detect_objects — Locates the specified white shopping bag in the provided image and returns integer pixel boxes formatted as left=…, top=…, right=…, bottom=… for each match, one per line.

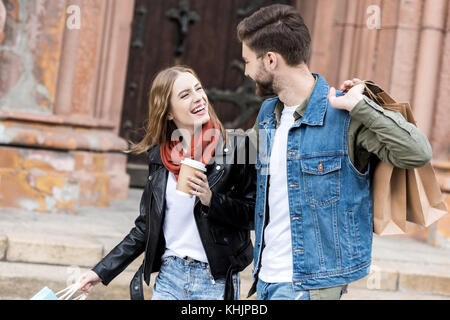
left=31, top=283, right=87, bottom=300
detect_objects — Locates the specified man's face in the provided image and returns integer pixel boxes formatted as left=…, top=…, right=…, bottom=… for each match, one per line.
left=242, top=43, right=275, bottom=97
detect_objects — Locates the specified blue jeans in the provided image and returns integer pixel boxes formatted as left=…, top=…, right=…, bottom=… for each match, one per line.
left=152, top=256, right=240, bottom=300
left=257, top=278, right=347, bottom=300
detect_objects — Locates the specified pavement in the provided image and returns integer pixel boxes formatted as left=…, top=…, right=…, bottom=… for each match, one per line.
left=0, top=188, right=449, bottom=300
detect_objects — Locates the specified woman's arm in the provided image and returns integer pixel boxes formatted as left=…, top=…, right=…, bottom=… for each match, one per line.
left=90, top=182, right=150, bottom=286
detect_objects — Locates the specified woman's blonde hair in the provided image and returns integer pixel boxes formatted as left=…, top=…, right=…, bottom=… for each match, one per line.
left=128, top=66, right=226, bottom=154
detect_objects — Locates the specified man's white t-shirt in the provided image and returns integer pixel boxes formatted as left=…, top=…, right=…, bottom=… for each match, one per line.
left=259, top=104, right=298, bottom=283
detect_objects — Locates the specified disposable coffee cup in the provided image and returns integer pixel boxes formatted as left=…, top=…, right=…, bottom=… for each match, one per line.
left=176, top=158, right=207, bottom=198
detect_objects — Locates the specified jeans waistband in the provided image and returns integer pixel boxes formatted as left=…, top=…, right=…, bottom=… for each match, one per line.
left=167, top=255, right=209, bottom=268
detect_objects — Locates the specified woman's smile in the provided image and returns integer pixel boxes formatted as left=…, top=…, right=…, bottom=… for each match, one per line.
left=191, top=103, right=207, bottom=116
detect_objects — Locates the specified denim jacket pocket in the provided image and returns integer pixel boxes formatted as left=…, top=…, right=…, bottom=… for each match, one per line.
left=301, top=155, right=341, bottom=206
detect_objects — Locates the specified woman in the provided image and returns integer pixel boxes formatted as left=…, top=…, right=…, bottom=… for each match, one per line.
left=78, top=66, right=256, bottom=300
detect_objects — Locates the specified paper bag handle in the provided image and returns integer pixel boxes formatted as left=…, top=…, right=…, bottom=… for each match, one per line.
left=55, top=283, right=87, bottom=300
left=352, top=80, right=418, bottom=125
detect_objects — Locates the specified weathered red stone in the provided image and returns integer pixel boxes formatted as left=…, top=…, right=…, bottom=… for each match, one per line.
left=0, top=144, right=129, bottom=213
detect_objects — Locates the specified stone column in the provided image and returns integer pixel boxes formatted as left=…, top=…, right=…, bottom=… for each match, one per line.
left=430, top=2, right=450, bottom=248
left=0, top=0, right=135, bottom=213
left=0, top=0, right=5, bottom=35
left=412, top=0, right=448, bottom=136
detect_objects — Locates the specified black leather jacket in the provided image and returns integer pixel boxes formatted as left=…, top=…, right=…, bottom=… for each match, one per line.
left=92, top=133, right=256, bottom=299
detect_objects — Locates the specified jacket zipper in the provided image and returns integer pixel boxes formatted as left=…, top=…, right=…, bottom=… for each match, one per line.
left=142, top=186, right=153, bottom=275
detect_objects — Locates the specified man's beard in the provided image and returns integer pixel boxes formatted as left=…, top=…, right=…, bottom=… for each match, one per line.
left=254, top=67, right=275, bottom=97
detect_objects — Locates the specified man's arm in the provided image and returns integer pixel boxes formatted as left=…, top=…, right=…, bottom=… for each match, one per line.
left=329, top=84, right=432, bottom=170
left=350, top=96, right=432, bottom=169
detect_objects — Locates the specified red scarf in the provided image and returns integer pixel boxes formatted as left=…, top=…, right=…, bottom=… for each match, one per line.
left=160, top=120, right=221, bottom=180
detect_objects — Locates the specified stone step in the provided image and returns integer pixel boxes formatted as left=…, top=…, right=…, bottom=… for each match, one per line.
left=5, top=232, right=103, bottom=267
left=349, top=259, right=450, bottom=297
left=0, top=261, right=152, bottom=300
left=2, top=187, right=449, bottom=300
left=0, top=261, right=253, bottom=300
left=343, top=287, right=450, bottom=300
left=1, top=224, right=449, bottom=299
left=0, top=230, right=145, bottom=270
left=1, top=261, right=449, bottom=300
left=2, top=229, right=450, bottom=298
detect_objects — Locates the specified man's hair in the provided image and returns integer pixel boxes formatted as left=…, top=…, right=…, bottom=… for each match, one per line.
left=237, top=4, right=311, bottom=66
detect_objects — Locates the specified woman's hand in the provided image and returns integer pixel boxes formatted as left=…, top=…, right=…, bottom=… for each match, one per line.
left=78, top=270, right=102, bottom=295
left=188, top=171, right=212, bottom=206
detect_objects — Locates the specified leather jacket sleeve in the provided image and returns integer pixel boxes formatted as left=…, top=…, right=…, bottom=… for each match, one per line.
left=91, top=182, right=149, bottom=285
left=205, top=135, right=256, bottom=230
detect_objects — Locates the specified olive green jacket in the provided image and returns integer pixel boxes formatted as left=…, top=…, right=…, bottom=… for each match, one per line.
left=250, top=80, right=432, bottom=173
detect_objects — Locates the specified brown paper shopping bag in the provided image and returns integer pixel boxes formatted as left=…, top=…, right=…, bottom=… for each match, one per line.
left=406, top=165, right=448, bottom=227
left=401, top=99, right=448, bottom=226
left=362, top=81, right=448, bottom=235
left=372, top=161, right=407, bottom=235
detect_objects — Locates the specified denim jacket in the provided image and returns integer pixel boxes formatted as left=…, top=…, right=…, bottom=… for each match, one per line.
left=252, top=74, right=373, bottom=292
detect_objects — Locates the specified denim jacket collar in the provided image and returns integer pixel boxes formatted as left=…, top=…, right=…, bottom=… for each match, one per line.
left=297, top=73, right=328, bottom=127
left=259, top=73, right=329, bottom=128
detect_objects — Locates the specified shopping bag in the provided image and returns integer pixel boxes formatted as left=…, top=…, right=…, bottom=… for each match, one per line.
left=361, top=81, right=448, bottom=234
left=30, top=283, right=87, bottom=300
left=372, top=161, right=407, bottom=235
left=406, top=159, right=448, bottom=227
left=30, top=286, right=58, bottom=300
left=364, top=82, right=409, bottom=235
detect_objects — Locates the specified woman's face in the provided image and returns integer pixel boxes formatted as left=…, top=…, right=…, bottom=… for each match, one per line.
left=168, top=72, right=210, bottom=134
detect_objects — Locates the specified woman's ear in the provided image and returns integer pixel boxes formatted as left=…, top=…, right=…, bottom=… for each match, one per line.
left=167, top=112, right=174, bottom=121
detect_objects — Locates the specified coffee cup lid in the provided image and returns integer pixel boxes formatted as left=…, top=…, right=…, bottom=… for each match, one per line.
left=180, top=158, right=207, bottom=172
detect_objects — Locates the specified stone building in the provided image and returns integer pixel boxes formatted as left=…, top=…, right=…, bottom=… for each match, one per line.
left=0, top=0, right=448, bottom=246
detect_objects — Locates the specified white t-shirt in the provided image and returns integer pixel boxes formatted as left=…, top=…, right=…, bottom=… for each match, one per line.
left=259, top=104, right=298, bottom=283
left=162, top=172, right=208, bottom=262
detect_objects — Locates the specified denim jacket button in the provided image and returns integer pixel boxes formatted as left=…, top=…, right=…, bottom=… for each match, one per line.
left=318, top=161, right=323, bottom=172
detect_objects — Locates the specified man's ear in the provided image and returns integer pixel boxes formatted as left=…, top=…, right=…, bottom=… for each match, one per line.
left=264, top=51, right=278, bottom=71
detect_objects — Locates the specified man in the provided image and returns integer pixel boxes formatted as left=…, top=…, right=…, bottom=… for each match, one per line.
left=237, top=4, right=432, bottom=300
